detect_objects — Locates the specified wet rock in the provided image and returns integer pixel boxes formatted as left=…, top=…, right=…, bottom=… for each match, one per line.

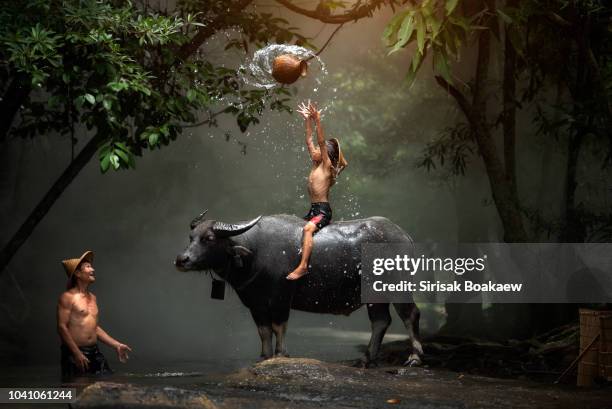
left=221, top=357, right=467, bottom=409
left=73, top=382, right=217, bottom=409
left=249, top=357, right=336, bottom=382
left=395, top=367, right=431, bottom=377
left=214, top=356, right=612, bottom=409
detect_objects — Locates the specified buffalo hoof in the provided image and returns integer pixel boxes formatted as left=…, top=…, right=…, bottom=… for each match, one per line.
left=403, top=354, right=422, bottom=367
left=258, top=355, right=273, bottom=362
left=352, top=358, right=377, bottom=369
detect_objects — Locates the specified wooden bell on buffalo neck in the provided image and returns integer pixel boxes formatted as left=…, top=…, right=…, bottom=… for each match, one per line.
left=271, top=54, right=308, bottom=84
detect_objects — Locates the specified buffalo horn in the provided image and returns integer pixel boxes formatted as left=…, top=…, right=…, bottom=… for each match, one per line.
left=213, top=216, right=262, bottom=237
left=190, top=209, right=209, bottom=229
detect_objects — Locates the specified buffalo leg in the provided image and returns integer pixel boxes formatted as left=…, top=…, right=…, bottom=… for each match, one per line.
left=251, top=310, right=273, bottom=359
left=271, top=321, right=289, bottom=357
left=393, top=303, right=423, bottom=366
left=255, top=325, right=273, bottom=359
left=364, top=303, right=392, bottom=367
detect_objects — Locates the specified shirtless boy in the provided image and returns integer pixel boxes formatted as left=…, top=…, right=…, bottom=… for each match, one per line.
left=57, top=250, right=131, bottom=380
left=287, top=101, right=347, bottom=280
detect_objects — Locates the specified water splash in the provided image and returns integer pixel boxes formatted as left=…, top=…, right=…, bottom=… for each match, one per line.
left=240, top=44, right=327, bottom=89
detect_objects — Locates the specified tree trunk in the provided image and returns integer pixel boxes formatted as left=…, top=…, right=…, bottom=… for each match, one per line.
left=560, top=15, right=589, bottom=244
left=440, top=179, right=485, bottom=337
left=561, top=133, right=586, bottom=242
left=503, top=0, right=518, bottom=202
left=436, top=7, right=528, bottom=243
left=435, top=2, right=531, bottom=338
left=0, top=135, right=102, bottom=273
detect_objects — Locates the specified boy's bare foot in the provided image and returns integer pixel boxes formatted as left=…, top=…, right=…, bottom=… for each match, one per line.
left=286, top=265, right=309, bottom=280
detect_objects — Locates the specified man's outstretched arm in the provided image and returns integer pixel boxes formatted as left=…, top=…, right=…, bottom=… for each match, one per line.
left=96, top=326, right=132, bottom=362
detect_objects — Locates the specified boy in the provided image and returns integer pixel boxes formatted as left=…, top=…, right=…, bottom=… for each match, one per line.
left=287, top=101, right=347, bottom=280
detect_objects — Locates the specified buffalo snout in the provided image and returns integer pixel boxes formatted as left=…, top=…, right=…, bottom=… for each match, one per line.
left=175, top=253, right=191, bottom=271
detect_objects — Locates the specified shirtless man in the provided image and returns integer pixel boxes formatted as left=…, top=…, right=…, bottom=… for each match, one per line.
left=57, top=250, right=131, bottom=380
left=287, top=101, right=347, bottom=280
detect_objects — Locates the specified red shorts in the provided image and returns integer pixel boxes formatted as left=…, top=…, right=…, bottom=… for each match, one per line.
left=303, top=202, right=332, bottom=229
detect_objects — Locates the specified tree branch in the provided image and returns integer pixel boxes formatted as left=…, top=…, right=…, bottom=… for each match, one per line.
left=545, top=12, right=572, bottom=28
left=273, top=0, right=388, bottom=24
left=177, top=0, right=255, bottom=60
left=434, top=76, right=476, bottom=127
left=180, top=110, right=224, bottom=128
left=472, top=1, right=493, bottom=111
left=0, top=134, right=103, bottom=273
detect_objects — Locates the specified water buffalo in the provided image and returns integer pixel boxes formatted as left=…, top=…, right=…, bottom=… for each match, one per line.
left=175, top=211, right=422, bottom=367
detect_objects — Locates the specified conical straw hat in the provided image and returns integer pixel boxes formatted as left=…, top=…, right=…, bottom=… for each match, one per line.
left=61, top=250, right=94, bottom=278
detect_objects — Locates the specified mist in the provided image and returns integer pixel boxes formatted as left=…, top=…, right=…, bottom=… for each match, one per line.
left=1, top=2, right=606, bottom=373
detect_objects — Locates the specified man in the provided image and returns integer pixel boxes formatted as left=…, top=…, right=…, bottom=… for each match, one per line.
left=287, top=101, right=347, bottom=280
left=57, top=250, right=131, bottom=380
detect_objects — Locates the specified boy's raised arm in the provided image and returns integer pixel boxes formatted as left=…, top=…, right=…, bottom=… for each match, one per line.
left=297, top=101, right=316, bottom=159
left=311, top=104, right=330, bottom=165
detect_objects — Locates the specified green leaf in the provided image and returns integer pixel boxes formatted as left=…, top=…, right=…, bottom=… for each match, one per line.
left=443, top=26, right=458, bottom=56
left=109, top=154, right=120, bottom=169
left=108, top=81, right=126, bottom=92
left=427, top=9, right=443, bottom=39
left=72, top=95, right=83, bottom=109
left=405, top=65, right=418, bottom=87
left=100, top=154, right=110, bottom=173
left=388, top=15, right=415, bottom=55
left=412, top=49, right=424, bottom=71
left=383, top=9, right=410, bottom=41
left=434, top=50, right=452, bottom=84
left=397, top=15, right=415, bottom=48
left=148, top=133, right=159, bottom=146
left=446, top=0, right=459, bottom=15
left=405, top=48, right=427, bottom=87
left=416, top=14, right=425, bottom=54
left=115, top=142, right=130, bottom=152
left=114, top=148, right=129, bottom=164
left=84, top=93, right=95, bottom=105
left=237, top=113, right=251, bottom=133
left=186, top=89, right=196, bottom=102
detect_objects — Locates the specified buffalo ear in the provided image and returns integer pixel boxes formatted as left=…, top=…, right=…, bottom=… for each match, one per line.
left=229, top=245, right=252, bottom=268
left=230, top=245, right=253, bottom=257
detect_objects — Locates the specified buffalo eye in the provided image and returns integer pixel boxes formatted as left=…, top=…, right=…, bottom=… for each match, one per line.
left=200, top=234, right=215, bottom=242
